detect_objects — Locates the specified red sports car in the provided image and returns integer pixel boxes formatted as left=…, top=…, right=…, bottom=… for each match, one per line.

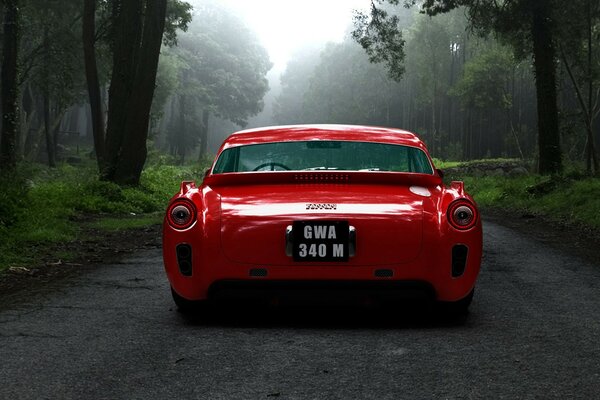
left=163, top=125, right=482, bottom=313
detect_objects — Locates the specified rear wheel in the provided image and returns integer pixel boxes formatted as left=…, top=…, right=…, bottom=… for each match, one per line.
left=437, top=288, right=474, bottom=316
left=171, top=287, right=206, bottom=313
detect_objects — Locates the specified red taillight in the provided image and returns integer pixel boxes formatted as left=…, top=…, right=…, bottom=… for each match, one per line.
left=448, top=200, right=477, bottom=230
left=167, top=199, right=196, bottom=230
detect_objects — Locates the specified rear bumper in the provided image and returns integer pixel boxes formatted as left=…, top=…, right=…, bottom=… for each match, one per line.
left=164, top=246, right=481, bottom=303
left=163, top=216, right=483, bottom=303
left=208, top=280, right=435, bottom=305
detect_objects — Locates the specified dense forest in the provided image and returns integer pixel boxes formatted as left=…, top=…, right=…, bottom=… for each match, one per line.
left=0, top=0, right=599, bottom=186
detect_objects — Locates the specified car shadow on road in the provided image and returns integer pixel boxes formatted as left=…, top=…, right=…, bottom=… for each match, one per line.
left=175, top=301, right=472, bottom=330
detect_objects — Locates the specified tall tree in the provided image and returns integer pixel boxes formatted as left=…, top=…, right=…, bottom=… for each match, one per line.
left=302, top=41, right=400, bottom=126
left=273, top=45, right=323, bottom=125
left=0, top=0, right=19, bottom=172
left=20, top=0, right=87, bottom=166
left=83, top=0, right=191, bottom=183
left=168, top=2, right=271, bottom=158
left=354, top=0, right=564, bottom=174
left=83, top=0, right=106, bottom=172
left=103, top=0, right=168, bottom=185
left=450, top=46, right=519, bottom=158
left=558, top=0, right=600, bottom=175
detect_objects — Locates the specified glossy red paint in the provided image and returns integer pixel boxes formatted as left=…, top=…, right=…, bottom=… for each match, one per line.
left=162, top=125, right=482, bottom=305
left=218, top=124, right=427, bottom=151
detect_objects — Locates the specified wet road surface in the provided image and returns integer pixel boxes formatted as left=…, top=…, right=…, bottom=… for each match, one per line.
left=1, top=220, right=599, bottom=399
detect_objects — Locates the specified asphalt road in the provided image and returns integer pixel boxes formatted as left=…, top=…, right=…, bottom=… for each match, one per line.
left=1, top=219, right=599, bottom=399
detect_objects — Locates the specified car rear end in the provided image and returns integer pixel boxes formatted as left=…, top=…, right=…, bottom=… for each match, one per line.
left=162, top=125, right=482, bottom=308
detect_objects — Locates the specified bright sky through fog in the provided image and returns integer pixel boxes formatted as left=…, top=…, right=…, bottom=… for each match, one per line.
left=218, top=0, right=371, bottom=69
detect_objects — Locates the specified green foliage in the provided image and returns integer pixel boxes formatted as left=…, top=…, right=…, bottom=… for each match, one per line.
left=404, top=11, right=457, bottom=103
left=151, top=51, right=184, bottom=125
left=164, top=0, right=194, bottom=46
left=0, top=173, right=29, bottom=229
left=462, top=175, right=600, bottom=229
left=172, top=2, right=272, bottom=125
left=157, top=1, right=272, bottom=159
left=0, top=162, right=206, bottom=271
left=451, top=46, right=515, bottom=109
left=432, top=159, right=461, bottom=169
left=273, top=45, right=323, bottom=125
left=302, top=41, right=401, bottom=125
left=93, top=213, right=163, bottom=231
left=352, top=1, right=407, bottom=81
left=21, top=0, right=87, bottom=111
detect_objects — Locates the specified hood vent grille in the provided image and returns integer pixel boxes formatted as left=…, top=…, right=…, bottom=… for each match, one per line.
left=294, top=173, right=350, bottom=183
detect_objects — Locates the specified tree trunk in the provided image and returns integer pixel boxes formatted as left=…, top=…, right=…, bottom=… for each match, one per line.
left=199, top=110, right=209, bottom=158
left=112, top=0, right=167, bottom=184
left=559, top=45, right=599, bottom=175
left=0, top=0, right=19, bottom=172
left=41, top=24, right=56, bottom=167
left=104, top=0, right=143, bottom=180
left=83, top=0, right=106, bottom=171
left=178, top=94, right=186, bottom=164
left=104, top=0, right=167, bottom=185
left=584, top=0, right=599, bottom=175
left=43, top=94, right=56, bottom=167
left=530, top=0, right=562, bottom=175
left=52, top=104, right=63, bottom=162
left=21, top=83, right=36, bottom=158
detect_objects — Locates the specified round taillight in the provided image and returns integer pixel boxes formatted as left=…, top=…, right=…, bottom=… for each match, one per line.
left=448, top=200, right=477, bottom=230
left=167, top=199, right=196, bottom=230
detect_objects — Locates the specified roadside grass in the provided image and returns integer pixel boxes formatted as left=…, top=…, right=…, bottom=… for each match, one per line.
left=432, top=159, right=461, bottom=169
left=465, top=176, right=600, bottom=229
left=93, top=213, right=164, bottom=231
left=448, top=160, right=600, bottom=230
left=0, top=161, right=206, bottom=272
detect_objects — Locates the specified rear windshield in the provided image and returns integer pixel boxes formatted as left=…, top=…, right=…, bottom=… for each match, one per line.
left=213, top=141, right=433, bottom=174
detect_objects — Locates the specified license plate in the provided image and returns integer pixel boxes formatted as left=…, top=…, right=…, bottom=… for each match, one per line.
left=292, top=221, right=349, bottom=262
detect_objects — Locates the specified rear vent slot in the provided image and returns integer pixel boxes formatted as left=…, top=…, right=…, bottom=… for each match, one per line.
left=374, top=269, right=394, bottom=278
left=176, top=244, right=192, bottom=276
left=249, top=268, right=268, bottom=277
left=452, top=245, right=468, bottom=277
left=294, top=173, right=350, bottom=183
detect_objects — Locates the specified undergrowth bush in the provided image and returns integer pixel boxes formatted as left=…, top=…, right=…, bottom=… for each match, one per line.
left=0, top=161, right=208, bottom=270
left=462, top=174, right=600, bottom=229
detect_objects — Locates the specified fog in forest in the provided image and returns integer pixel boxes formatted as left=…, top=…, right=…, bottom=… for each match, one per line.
left=1, top=0, right=599, bottom=173
left=140, top=0, right=600, bottom=165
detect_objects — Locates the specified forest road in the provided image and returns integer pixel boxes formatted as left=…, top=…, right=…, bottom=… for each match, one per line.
left=1, top=219, right=599, bottom=399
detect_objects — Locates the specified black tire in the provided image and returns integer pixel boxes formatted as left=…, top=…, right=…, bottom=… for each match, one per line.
left=171, top=287, right=207, bottom=313
left=437, top=288, right=474, bottom=316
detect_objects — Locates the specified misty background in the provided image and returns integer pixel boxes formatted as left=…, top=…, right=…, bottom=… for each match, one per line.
left=1, top=0, right=599, bottom=175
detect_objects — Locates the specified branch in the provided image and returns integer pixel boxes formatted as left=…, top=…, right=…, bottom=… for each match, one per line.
left=19, top=43, right=45, bottom=85
left=592, top=86, right=600, bottom=119
left=95, top=18, right=111, bottom=42
left=559, top=44, right=591, bottom=122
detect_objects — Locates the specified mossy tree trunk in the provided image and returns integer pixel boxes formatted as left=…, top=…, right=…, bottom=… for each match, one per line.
left=103, top=0, right=168, bottom=186
left=0, top=0, right=19, bottom=172
left=82, top=0, right=106, bottom=173
left=530, top=0, right=562, bottom=175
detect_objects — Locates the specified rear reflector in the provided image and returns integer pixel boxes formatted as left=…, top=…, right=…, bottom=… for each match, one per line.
left=374, top=269, right=394, bottom=278
left=249, top=268, right=268, bottom=277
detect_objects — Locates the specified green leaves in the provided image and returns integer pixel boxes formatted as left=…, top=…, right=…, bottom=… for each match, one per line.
left=352, top=3, right=406, bottom=81
left=171, top=3, right=272, bottom=125
left=451, top=46, right=515, bottom=110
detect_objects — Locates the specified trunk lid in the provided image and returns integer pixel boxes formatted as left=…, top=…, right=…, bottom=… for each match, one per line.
left=215, top=179, right=428, bottom=266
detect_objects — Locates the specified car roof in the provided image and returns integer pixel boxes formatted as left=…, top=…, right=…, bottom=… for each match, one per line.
left=220, top=124, right=428, bottom=151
